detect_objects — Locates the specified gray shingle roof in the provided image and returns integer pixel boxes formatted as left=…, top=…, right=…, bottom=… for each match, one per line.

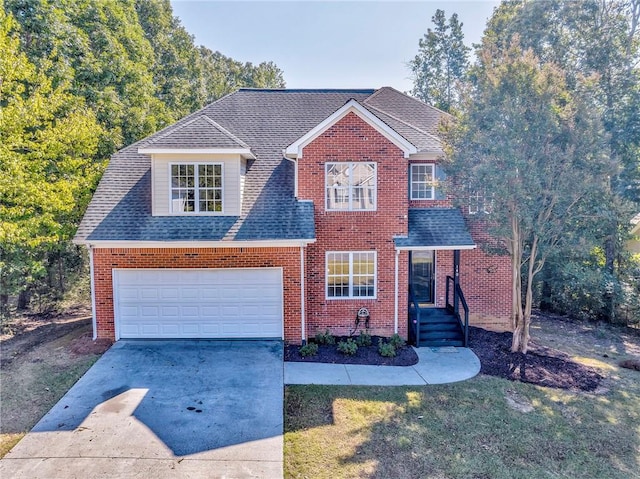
left=75, top=88, right=454, bottom=244
left=145, top=115, right=250, bottom=150
left=364, top=87, right=450, bottom=136
left=395, top=209, right=475, bottom=249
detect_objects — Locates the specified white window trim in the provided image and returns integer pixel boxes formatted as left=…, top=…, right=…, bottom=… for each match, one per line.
left=468, top=189, right=493, bottom=215
left=168, top=162, right=224, bottom=215
left=410, top=163, right=435, bottom=200
left=325, top=162, right=377, bottom=212
left=325, top=251, right=377, bottom=300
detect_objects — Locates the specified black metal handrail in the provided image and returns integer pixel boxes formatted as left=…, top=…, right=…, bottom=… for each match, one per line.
left=446, top=276, right=469, bottom=347
left=409, top=285, right=423, bottom=347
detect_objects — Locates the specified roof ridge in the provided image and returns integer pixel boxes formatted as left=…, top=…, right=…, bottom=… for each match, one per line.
left=238, top=88, right=375, bottom=94
left=199, top=115, right=251, bottom=149
left=363, top=102, right=441, bottom=144
left=367, top=86, right=454, bottom=119
left=146, top=115, right=208, bottom=145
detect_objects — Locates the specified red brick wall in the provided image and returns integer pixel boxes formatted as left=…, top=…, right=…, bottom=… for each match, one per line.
left=298, top=112, right=409, bottom=338
left=91, top=247, right=302, bottom=342
left=434, top=248, right=512, bottom=331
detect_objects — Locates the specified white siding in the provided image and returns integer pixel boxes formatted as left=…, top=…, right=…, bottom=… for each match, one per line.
left=151, top=153, right=242, bottom=216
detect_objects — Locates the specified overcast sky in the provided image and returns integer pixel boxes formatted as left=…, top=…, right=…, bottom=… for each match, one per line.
left=170, top=1, right=501, bottom=92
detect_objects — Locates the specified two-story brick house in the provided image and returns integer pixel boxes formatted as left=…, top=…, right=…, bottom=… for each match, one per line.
left=75, top=87, right=512, bottom=346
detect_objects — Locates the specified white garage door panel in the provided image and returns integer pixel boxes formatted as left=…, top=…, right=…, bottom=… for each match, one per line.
left=114, top=268, right=283, bottom=339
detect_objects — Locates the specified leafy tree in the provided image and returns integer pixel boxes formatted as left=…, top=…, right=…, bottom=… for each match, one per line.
left=135, top=0, right=207, bottom=118
left=481, top=0, right=640, bottom=323
left=0, top=5, right=105, bottom=316
left=198, top=47, right=285, bottom=103
left=443, top=40, right=608, bottom=352
left=410, top=9, right=470, bottom=112
left=7, top=0, right=174, bottom=155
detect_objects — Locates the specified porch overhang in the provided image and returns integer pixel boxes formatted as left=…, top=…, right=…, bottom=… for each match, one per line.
left=394, top=208, right=476, bottom=251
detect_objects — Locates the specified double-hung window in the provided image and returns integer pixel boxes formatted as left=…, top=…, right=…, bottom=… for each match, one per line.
left=326, top=251, right=376, bottom=299
left=171, top=163, right=223, bottom=213
left=326, top=162, right=376, bottom=211
left=410, top=163, right=435, bottom=200
left=468, top=189, right=492, bottom=215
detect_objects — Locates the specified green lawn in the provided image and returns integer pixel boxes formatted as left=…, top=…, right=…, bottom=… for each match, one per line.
left=284, top=322, right=640, bottom=479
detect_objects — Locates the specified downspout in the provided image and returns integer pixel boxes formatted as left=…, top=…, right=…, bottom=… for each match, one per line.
left=300, top=245, right=306, bottom=344
left=394, top=249, right=399, bottom=334
left=88, top=245, right=97, bottom=340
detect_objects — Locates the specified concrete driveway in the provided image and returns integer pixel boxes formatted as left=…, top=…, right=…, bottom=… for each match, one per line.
left=0, top=340, right=284, bottom=479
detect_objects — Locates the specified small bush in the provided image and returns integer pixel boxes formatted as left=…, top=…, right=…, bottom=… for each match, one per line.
left=378, top=341, right=396, bottom=357
left=355, top=330, right=372, bottom=347
left=337, top=338, right=358, bottom=356
left=389, top=334, right=406, bottom=349
left=314, top=329, right=336, bottom=345
left=299, top=342, right=318, bottom=357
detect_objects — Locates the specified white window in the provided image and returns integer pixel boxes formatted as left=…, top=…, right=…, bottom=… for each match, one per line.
left=170, top=163, right=223, bottom=213
left=410, top=163, right=435, bottom=200
left=326, top=251, right=376, bottom=299
left=469, top=189, right=492, bottom=214
left=326, top=162, right=376, bottom=211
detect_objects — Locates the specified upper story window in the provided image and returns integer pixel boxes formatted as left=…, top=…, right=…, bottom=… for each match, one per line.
left=171, top=163, right=223, bottom=213
left=326, top=251, right=376, bottom=299
left=326, top=162, right=376, bottom=211
left=410, top=163, right=436, bottom=200
left=469, top=189, right=492, bottom=215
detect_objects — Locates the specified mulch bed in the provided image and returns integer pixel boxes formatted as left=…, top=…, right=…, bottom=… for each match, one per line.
left=284, top=336, right=418, bottom=366
left=469, top=326, right=603, bottom=391
left=285, top=327, right=604, bottom=392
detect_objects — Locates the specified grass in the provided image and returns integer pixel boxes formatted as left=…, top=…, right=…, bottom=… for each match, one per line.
left=284, top=321, right=640, bottom=479
left=0, top=324, right=100, bottom=458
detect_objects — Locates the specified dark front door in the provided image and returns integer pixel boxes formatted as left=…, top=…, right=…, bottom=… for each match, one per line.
left=410, top=251, right=435, bottom=303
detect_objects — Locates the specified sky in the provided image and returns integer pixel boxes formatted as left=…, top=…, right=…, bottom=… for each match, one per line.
left=170, top=1, right=501, bottom=92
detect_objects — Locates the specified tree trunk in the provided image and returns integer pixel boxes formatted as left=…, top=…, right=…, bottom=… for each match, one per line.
left=510, top=217, right=526, bottom=353
left=17, top=290, right=30, bottom=311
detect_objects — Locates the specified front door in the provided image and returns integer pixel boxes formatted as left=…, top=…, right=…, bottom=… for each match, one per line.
left=410, top=251, right=435, bottom=304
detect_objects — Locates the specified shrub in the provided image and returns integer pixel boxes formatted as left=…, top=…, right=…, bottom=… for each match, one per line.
left=299, top=342, right=318, bottom=357
left=337, top=338, right=358, bottom=356
left=355, top=330, right=372, bottom=347
left=389, top=334, right=406, bottom=349
left=314, top=329, right=336, bottom=345
left=378, top=341, right=396, bottom=357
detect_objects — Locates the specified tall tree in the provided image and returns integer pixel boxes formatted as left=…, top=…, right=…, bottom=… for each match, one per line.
left=0, top=5, right=105, bottom=316
left=481, top=0, right=640, bottom=322
left=410, top=9, right=470, bottom=112
left=443, top=40, right=608, bottom=352
left=198, top=47, right=285, bottom=104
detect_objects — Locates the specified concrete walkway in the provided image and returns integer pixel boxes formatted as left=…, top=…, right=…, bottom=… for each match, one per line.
left=285, top=347, right=480, bottom=386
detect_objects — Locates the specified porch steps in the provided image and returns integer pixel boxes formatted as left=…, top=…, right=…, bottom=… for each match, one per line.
left=410, top=307, right=465, bottom=347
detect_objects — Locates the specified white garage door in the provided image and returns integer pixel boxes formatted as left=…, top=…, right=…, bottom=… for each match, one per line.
left=113, top=268, right=283, bottom=339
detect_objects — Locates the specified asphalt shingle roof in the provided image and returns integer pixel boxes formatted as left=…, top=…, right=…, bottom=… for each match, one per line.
left=75, top=87, right=453, bottom=244
left=395, top=209, right=475, bottom=249
left=145, top=115, right=250, bottom=150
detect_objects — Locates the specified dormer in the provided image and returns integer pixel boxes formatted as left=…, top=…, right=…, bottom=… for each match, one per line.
left=138, top=115, right=254, bottom=216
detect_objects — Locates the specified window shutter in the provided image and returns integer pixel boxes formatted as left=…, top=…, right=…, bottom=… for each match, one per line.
left=435, top=164, right=447, bottom=200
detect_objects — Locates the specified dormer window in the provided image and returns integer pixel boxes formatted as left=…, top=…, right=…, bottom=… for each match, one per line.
left=326, top=162, right=376, bottom=211
left=171, top=163, right=223, bottom=213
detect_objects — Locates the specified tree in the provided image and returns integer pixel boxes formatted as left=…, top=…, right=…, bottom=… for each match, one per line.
left=481, top=0, right=640, bottom=323
left=410, top=9, right=470, bottom=112
left=0, top=5, right=105, bottom=316
left=443, top=40, right=608, bottom=352
left=198, top=47, right=285, bottom=104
